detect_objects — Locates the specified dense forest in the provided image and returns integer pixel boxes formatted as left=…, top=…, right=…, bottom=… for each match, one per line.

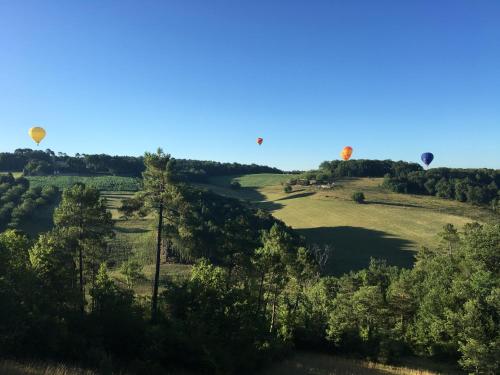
left=0, top=149, right=283, bottom=181
left=383, top=168, right=500, bottom=209
left=0, top=150, right=498, bottom=374
left=0, top=173, right=59, bottom=230
left=298, top=159, right=424, bottom=181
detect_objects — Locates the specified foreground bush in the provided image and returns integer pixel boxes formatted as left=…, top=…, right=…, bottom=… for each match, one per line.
left=351, top=191, right=365, bottom=203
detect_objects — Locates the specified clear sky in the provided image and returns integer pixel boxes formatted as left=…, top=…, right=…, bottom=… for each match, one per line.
left=0, top=0, right=499, bottom=170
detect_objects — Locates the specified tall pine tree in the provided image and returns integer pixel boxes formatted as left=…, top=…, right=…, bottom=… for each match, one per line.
left=53, top=183, right=114, bottom=312
left=142, top=148, right=176, bottom=321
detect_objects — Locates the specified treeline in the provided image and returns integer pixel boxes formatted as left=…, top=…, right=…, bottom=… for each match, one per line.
left=0, top=149, right=282, bottom=180
left=0, top=173, right=59, bottom=230
left=0, top=149, right=144, bottom=176
left=383, top=168, right=500, bottom=209
left=174, top=159, right=283, bottom=182
left=297, top=159, right=423, bottom=183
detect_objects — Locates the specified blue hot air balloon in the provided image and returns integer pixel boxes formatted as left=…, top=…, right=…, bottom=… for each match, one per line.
left=421, top=152, right=434, bottom=168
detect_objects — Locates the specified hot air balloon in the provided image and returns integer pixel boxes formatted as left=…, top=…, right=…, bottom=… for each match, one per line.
left=257, top=137, right=263, bottom=146
left=421, top=152, right=434, bottom=168
left=340, top=146, right=353, bottom=161
left=29, top=127, right=46, bottom=145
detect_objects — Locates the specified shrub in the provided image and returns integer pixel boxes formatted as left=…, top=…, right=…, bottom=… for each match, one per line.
left=351, top=191, right=365, bottom=204
left=284, top=184, right=293, bottom=194
left=230, top=181, right=241, bottom=190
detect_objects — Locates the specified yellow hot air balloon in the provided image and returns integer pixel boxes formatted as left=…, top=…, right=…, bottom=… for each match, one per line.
left=29, top=127, right=46, bottom=145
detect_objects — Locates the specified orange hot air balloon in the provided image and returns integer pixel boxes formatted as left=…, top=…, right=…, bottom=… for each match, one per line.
left=340, top=146, right=353, bottom=161
left=257, top=137, right=263, bottom=146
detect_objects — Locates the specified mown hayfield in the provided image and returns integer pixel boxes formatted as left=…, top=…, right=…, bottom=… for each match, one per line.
left=196, top=174, right=298, bottom=202
left=205, top=175, right=496, bottom=275
left=208, top=173, right=298, bottom=188
left=261, top=352, right=462, bottom=375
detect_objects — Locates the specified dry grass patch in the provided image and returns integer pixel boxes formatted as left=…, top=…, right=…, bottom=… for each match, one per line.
left=0, top=361, right=97, bottom=375
left=261, top=352, right=462, bottom=375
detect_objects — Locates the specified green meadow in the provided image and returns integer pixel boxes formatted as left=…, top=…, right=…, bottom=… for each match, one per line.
left=203, top=174, right=495, bottom=275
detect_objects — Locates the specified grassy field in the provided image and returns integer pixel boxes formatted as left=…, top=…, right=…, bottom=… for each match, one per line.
left=203, top=174, right=497, bottom=275
left=208, top=173, right=296, bottom=188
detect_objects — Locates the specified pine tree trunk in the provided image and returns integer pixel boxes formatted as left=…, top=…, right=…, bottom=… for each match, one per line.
left=78, top=210, right=85, bottom=314
left=165, top=239, right=169, bottom=262
left=151, top=203, right=164, bottom=322
left=256, top=273, right=265, bottom=316
left=270, top=285, right=278, bottom=332
left=79, top=246, right=84, bottom=313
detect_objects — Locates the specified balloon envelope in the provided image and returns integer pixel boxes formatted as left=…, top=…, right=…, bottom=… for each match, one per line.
left=257, top=137, right=263, bottom=145
left=421, top=152, right=434, bottom=167
left=340, top=146, right=353, bottom=161
left=29, top=127, right=46, bottom=145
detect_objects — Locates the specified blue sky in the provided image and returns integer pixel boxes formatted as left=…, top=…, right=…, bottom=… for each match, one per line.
left=0, top=0, right=499, bottom=170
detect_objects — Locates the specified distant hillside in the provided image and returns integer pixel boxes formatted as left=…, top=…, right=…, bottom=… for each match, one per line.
left=0, top=149, right=283, bottom=181
left=299, top=159, right=499, bottom=210
left=27, top=175, right=141, bottom=192
left=202, top=174, right=497, bottom=275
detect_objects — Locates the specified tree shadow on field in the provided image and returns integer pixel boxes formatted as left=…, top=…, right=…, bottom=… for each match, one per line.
left=367, top=200, right=422, bottom=209
left=276, top=192, right=316, bottom=201
left=297, top=226, right=415, bottom=276
left=254, top=201, right=283, bottom=212
left=114, top=225, right=150, bottom=234
left=198, top=183, right=284, bottom=212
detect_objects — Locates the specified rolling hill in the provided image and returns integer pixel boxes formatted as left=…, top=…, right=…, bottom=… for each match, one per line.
left=200, top=174, right=496, bottom=274
left=3, top=172, right=496, bottom=277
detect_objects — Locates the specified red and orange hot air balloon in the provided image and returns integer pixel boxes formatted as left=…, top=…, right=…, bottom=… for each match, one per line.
left=257, top=137, right=263, bottom=146
left=340, top=146, right=353, bottom=161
